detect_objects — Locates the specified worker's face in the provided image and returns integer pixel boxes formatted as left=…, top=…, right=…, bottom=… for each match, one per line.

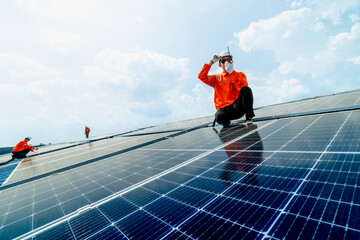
left=219, top=56, right=233, bottom=70
left=25, top=138, right=30, bottom=142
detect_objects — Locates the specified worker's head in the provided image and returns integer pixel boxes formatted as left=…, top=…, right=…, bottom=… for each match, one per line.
left=25, top=137, right=31, bottom=142
left=218, top=50, right=233, bottom=74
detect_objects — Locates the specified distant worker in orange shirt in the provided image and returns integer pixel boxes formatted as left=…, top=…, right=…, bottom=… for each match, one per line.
left=198, top=49, right=255, bottom=126
left=11, top=137, right=38, bottom=160
left=85, top=126, right=90, bottom=139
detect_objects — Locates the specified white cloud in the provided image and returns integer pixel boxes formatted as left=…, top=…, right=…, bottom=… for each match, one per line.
left=235, top=7, right=360, bottom=78
left=30, top=30, right=83, bottom=53
left=165, top=83, right=214, bottom=120
left=133, top=16, right=144, bottom=23
left=83, top=48, right=189, bottom=88
left=349, top=13, right=360, bottom=22
left=15, top=0, right=102, bottom=19
left=0, top=54, right=58, bottom=81
left=234, top=4, right=360, bottom=106
left=328, top=22, right=360, bottom=50
left=321, top=4, right=342, bottom=25
left=290, top=0, right=302, bottom=8
left=318, top=1, right=359, bottom=25
left=347, top=56, right=360, bottom=64
left=291, top=0, right=360, bottom=25
left=80, top=48, right=214, bottom=125
left=252, top=76, right=309, bottom=107
left=234, top=8, right=323, bottom=57
left=277, top=78, right=309, bottom=98
left=0, top=49, right=213, bottom=145
left=234, top=8, right=330, bottom=78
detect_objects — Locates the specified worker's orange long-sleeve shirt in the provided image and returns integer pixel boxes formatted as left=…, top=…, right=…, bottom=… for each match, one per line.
left=12, top=140, right=34, bottom=153
left=198, top=63, right=248, bottom=110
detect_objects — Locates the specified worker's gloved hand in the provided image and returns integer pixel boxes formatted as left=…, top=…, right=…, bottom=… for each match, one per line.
left=211, top=54, right=220, bottom=63
left=35, top=147, right=39, bottom=150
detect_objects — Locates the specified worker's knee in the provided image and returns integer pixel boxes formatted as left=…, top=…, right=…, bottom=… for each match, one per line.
left=22, top=149, right=31, bottom=154
left=13, top=152, right=27, bottom=159
left=215, top=110, right=230, bottom=125
left=240, top=86, right=252, bottom=95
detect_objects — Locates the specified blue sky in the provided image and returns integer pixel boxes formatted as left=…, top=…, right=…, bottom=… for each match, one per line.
left=1, top=0, right=359, bottom=147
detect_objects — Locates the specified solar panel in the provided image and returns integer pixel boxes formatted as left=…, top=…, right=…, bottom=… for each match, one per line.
left=0, top=165, right=17, bottom=185
left=0, top=91, right=359, bottom=239
left=3, top=132, right=179, bottom=186
left=254, top=90, right=360, bottom=119
left=124, top=116, right=214, bottom=136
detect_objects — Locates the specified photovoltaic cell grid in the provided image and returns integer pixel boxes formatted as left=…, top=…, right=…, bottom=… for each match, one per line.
left=254, top=90, right=360, bottom=119
left=0, top=164, right=18, bottom=185
left=4, top=132, right=175, bottom=185
left=0, top=91, right=358, bottom=239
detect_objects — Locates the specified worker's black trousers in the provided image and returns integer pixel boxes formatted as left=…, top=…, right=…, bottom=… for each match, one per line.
left=215, top=86, right=255, bottom=125
left=12, top=149, right=30, bottom=159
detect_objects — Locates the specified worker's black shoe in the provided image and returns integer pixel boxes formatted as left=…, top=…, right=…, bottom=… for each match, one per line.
left=223, top=121, right=231, bottom=127
left=245, top=113, right=254, bottom=125
left=245, top=118, right=253, bottom=125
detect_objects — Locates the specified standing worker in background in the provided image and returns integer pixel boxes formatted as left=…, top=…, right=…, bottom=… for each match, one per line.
left=11, top=137, right=38, bottom=160
left=198, top=49, right=255, bottom=126
left=85, top=126, right=90, bottom=139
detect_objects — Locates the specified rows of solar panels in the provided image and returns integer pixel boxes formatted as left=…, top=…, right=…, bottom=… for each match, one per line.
left=0, top=90, right=359, bottom=239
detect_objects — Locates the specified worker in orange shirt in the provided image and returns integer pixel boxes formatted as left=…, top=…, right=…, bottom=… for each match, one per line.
left=85, top=126, right=90, bottom=139
left=198, top=49, right=255, bottom=126
left=11, top=137, right=38, bottom=160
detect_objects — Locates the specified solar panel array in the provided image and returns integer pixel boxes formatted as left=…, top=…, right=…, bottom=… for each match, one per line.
left=0, top=90, right=359, bottom=239
left=0, top=164, right=17, bottom=185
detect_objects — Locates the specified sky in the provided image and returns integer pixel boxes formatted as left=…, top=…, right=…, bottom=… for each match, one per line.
left=1, top=0, right=360, bottom=147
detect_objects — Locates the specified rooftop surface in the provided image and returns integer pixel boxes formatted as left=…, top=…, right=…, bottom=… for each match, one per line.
left=0, top=90, right=359, bottom=239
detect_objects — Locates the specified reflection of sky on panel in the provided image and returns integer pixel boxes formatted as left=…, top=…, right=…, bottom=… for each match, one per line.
left=124, top=116, right=214, bottom=135
left=5, top=132, right=173, bottom=185
left=254, top=91, right=360, bottom=119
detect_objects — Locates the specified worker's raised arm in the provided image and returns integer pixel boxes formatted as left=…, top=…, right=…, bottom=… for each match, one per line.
left=198, top=55, right=219, bottom=87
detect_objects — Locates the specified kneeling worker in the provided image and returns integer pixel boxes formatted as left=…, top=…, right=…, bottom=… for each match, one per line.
left=198, top=49, right=255, bottom=126
left=11, top=137, right=38, bottom=160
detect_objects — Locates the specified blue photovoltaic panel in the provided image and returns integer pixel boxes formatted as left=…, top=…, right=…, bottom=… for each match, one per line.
left=0, top=165, right=17, bottom=185
left=4, top=132, right=175, bottom=185
left=0, top=91, right=359, bottom=239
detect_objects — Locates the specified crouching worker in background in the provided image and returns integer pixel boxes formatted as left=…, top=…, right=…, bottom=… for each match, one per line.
left=11, top=137, right=38, bottom=160
left=198, top=50, right=255, bottom=126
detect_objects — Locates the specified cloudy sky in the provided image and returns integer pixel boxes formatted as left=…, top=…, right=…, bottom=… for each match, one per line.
left=1, top=0, right=359, bottom=147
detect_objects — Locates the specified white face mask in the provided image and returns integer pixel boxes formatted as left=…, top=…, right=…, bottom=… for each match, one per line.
left=224, top=61, right=233, bottom=74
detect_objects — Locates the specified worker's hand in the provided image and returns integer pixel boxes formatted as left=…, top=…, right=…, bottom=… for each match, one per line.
left=211, top=54, right=220, bottom=63
left=35, top=147, right=39, bottom=150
